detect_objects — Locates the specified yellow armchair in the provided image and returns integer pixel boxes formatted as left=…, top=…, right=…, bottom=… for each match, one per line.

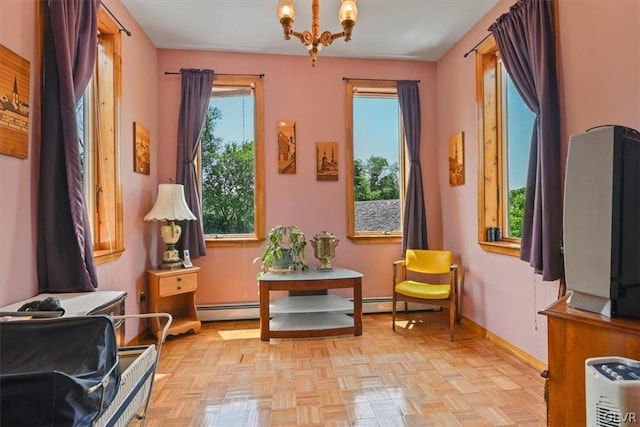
left=392, top=249, right=460, bottom=341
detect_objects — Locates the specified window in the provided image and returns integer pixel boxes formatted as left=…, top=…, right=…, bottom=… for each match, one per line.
left=77, top=8, right=123, bottom=264
left=346, top=80, right=405, bottom=242
left=200, top=75, right=264, bottom=245
left=476, top=36, right=534, bottom=256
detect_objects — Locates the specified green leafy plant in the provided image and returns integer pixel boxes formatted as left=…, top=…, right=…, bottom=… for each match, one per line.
left=259, top=225, right=308, bottom=273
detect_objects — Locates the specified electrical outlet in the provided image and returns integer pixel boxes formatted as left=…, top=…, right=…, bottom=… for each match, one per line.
left=138, top=290, right=146, bottom=303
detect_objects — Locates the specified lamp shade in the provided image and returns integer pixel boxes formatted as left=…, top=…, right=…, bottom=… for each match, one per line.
left=144, top=183, right=196, bottom=221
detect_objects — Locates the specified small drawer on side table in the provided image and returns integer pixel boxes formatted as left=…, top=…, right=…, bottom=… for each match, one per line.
left=158, top=273, right=197, bottom=297
left=147, top=267, right=201, bottom=340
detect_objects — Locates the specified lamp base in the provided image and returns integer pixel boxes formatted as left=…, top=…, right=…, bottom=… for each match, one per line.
left=161, top=246, right=182, bottom=270
left=160, top=260, right=183, bottom=270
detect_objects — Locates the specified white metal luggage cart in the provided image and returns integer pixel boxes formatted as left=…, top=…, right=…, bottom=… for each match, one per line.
left=93, top=313, right=172, bottom=427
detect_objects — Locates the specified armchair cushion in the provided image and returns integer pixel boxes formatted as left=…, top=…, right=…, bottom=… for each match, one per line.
left=395, top=281, right=450, bottom=299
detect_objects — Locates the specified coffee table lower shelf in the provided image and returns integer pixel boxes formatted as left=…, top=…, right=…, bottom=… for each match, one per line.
left=269, top=312, right=355, bottom=339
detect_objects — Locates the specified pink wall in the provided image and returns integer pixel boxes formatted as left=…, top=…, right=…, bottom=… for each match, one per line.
left=437, top=0, right=640, bottom=362
left=156, top=51, right=440, bottom=304
left=0, top=0, right=38, bottom=304
left=556, top=0, right=640, bottom=136
left=0, top=0, right=159, bottom=342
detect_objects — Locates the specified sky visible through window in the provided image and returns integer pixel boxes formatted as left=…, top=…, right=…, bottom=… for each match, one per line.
left=353, top=97, right=398, bottom=161
left=210, top=95, right=253, bottom=143
left=506, top=77, right=535, bottom=189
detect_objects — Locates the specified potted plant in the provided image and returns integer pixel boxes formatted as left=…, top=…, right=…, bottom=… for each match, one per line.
left=259, top=225, right=308, bottom=273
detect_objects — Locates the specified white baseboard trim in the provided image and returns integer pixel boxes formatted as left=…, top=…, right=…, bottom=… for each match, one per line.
left=197, top=297, right=440, bottom=322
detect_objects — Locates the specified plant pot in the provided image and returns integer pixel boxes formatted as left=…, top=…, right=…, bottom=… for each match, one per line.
left=271, top=249, right=293, bottom=270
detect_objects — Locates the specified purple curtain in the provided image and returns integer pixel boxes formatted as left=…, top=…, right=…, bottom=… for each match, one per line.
left=398, top=81, right=428, bottom=254
left=176, top=68, right=215, bottom=258
left=489, top=0, right=562, bottom=281
left=37, top=0, right=99, bottom=292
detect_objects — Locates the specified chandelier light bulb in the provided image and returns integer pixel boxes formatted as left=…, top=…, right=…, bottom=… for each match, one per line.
left=340, top=1, right=356, bottom=22
left=343, top=6, right=353, bottom=20
left=277, top=0, right=295, bottom=20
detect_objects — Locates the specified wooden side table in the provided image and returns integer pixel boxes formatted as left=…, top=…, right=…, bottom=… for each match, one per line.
left=147, top=267, right=201, bottom=340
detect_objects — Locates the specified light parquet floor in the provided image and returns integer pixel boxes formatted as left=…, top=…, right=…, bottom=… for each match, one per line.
left=138, top=312, right=546, bottom=426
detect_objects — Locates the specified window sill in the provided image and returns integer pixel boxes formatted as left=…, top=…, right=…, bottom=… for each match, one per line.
left=348, top=234, right=402, bottom=244
left=94, top=248, right=124, bottom=265
left=478, top=241, right=520, bottom=257
left=205, top=236, right=263, bottom=248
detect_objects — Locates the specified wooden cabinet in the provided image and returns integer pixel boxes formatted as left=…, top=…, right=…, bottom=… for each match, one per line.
left=147, top=267, right=201, bottom=340
left=540, top=295, right=640, bottom=426
left=0, top=291, right=127, bottom=346
left=88, top=292, right=127, bottom=346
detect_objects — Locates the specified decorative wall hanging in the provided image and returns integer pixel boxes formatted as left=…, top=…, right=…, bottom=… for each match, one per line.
left=448, top=131, right=465, bottom=186
left=316, top=141, right=338, bottom=181
left=0, top=44, right=30, bottom=159
left=277, top=120, right=296, bottom=174
left=134, top=122, right=150, bottom=175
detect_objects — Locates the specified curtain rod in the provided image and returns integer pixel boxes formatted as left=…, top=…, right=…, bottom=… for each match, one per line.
left=164, top=72, right=265, bottom=78
left=342, top=78, right=420, bottom=83
left=463, top=33, right=492, bottom=58
left=100, top=2, right=131, bottom=36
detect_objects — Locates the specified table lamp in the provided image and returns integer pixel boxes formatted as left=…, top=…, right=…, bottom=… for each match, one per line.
left=144, top=183, right=196, bottom=269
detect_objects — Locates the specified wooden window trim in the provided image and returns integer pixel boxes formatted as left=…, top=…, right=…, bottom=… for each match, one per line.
left=203, top=74, right=265, bottom=247
left=93, top=8, right=124, bottom=264
left=476, top=37, right=520, bottom=257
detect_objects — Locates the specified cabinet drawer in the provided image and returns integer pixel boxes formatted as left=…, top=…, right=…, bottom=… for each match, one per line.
left=86, top=293, right=126, bottom=347
left=89, top=299, right=125, bottom=317
left=158, top=273, right=197, bottom=297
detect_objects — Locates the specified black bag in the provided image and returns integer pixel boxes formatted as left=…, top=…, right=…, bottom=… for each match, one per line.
left=17, top=296, right=66, bottom=315
left=0, top=315, right=121, bottom=427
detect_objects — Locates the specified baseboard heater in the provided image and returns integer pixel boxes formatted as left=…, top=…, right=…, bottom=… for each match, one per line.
left=197, top=297, right=440, bottom=322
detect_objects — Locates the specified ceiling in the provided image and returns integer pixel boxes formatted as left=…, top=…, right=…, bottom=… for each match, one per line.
left=120, top=0, right=499, bottom=62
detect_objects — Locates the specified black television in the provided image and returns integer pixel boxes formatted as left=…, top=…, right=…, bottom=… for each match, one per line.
left=563, top=125, right=640, bottom=319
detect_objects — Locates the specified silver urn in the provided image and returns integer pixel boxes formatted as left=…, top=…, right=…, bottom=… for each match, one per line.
left=310, top=231, right=339, bottom=272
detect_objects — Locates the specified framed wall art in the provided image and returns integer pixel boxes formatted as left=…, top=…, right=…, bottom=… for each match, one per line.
left=134, top=122, right=150, bottom=175
left=316, top=142, right=338, bottom=181
left=448, top=131, right=465, bottom=186
left=277, top=120, right=296, bottom=174
left=0, top=44, right=30, bottom=159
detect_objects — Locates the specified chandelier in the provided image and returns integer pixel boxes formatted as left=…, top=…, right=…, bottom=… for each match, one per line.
left=277, top=0, right=358, bottom=66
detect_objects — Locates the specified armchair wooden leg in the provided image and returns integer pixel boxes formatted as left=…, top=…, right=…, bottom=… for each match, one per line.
left=449, top=303, right=455, bottom=342
left=392, top=293, right=397, bottom=331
